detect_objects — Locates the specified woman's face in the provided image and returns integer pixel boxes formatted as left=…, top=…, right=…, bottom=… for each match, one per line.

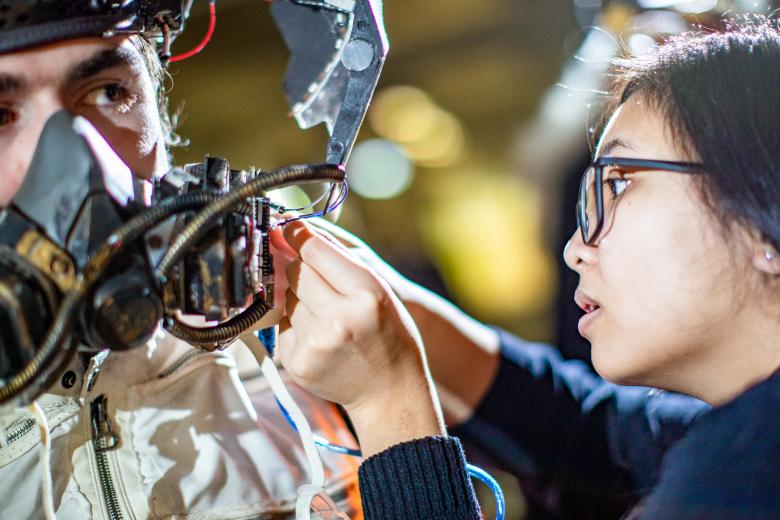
left=564, top=98, right=758, bottom=396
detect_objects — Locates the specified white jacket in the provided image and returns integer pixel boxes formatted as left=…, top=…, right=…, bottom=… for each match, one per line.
left=0, top=330, right=361, bottom=519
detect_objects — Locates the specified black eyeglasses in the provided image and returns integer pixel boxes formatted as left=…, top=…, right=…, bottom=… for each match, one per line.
left=577, top=157, right=704, bottom=245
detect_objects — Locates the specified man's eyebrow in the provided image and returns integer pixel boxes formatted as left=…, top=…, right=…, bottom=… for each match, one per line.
left=596, top=137, right=636, bottom=157
left=0, top=73, right=26, bottom=95
left=67, top=47, right=143, bottom=83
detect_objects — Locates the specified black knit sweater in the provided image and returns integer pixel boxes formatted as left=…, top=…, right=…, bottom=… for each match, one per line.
left=356, top=329, right=780, bottom=519
left=358, top=435, right=481, bottom=519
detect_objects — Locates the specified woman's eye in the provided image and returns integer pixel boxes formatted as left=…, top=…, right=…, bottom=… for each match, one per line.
left=604, top=176, right=631, bottom=198
left=81, top=83, right=132, bottom=108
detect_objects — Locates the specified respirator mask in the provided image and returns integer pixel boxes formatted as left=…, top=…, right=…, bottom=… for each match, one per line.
left=0, top=0, right=388, bottom=409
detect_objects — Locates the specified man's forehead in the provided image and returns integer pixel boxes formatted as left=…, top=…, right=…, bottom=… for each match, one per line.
left=0, top=36, right=144, bottom=90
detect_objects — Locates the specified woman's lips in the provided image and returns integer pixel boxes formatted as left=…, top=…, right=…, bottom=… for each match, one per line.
left=574, top=289, right=602, bottom=336
left=578, top=306, right=602, bottom=336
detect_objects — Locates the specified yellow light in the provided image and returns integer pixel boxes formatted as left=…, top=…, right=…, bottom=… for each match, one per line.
left=369, top=85, right=467, bottom=168
left=418, top=170, right=555, bottom=318
left=369, top=86, right=434, bottom=142
left=401, top=108, right=465, bottom=168
left=267, top=185, right=311, bottom=211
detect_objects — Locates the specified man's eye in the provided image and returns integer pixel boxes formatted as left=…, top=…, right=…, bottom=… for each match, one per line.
left=81, top=84, right=130, bottom=107
left=0, top=107, right=19, bottom=126
left=604, top=177, right=631, bottom=198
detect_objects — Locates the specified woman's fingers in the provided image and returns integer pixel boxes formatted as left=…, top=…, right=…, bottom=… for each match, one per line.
left=284, top=288, right=322, bottom=339
left=269, top=226, right=298, bottom=260
left=283, top=221, right=379, bottom=296
left=278, top=316, right=296, bottom=350
left=285, top=257, right=342, bottom=313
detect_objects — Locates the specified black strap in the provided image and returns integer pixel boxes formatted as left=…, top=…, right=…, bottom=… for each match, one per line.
left=0, top=14, right=136, bottom=53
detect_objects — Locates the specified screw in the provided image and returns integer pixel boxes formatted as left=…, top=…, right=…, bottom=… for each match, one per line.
left=50, top=256, right=69, bottom=275
left=61, top=370, right=77, bottom=389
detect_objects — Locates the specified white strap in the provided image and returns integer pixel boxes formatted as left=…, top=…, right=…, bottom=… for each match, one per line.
left=240, top=332, right=350, bottom=519
left=29, top=401, right=56, bottom=520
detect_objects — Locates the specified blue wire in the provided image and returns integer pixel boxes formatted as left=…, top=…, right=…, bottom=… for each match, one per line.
left=466, top=463, right=505, bottom=520
left=257, top=322, right=505, bottom=518
left=279, top=181, right=350, bottom=225
left=258, top=327, right=276, bottom=356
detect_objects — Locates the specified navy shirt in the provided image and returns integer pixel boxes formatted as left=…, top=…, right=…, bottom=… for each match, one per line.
left=357, top=329, right=779, bottom=519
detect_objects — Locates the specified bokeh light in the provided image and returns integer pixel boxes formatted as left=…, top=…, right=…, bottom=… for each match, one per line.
left=369, top=86, right=466, bottom=168
left=672, top=0, right=718, bottom=12
left=636, top=0, right=717, bottom=9
left=347, top=139, right=415, bottom=199
left=417, top=170, right=556, bottom=320
left=628, top=33, right=657, bottom=55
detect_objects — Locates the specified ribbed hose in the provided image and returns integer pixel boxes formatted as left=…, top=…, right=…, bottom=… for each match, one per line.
left=157, top=164, right=344, bottom=348
left=1, top=165, right=343, bottom=405
left=164, top=297, right=269, bottom=349
left=155, top=164, right=345, bottom=281
left=0, top=191, right=222, bottom=405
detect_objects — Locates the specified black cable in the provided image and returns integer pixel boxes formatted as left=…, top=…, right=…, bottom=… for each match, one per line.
left=1, top=164, right=343, bottom=404
left=0, top=191, right=223, bottom=405
left=163, top=296, right=269, bottom=349
left=155, top=164, right=345, bottom=282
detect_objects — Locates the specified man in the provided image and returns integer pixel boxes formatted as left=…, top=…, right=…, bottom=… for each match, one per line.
left=0, top=8, right=360, bottom=520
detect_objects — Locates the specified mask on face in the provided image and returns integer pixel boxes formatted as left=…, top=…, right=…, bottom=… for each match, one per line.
left=0, top=0, right=389, bottom=408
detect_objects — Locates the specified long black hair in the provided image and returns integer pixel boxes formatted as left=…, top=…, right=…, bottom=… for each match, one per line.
left=602, top=15, right=780, bottom=252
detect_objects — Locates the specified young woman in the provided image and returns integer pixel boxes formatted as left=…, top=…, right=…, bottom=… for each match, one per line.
left=272, top=15, right=780, bottom=519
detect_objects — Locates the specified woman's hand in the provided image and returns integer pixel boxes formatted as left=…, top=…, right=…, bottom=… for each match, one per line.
left=270, top=220, right=445, bottom=457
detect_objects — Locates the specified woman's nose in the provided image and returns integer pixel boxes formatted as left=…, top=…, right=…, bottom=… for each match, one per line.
left=563, top=227, right=598, bottom=274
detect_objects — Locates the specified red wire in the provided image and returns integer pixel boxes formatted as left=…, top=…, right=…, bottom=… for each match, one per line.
left=170, top=1, right=217, bottom=63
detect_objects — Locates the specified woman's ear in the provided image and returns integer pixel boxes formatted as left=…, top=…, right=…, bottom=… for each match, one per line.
left=739, top=225, right=780, bottom=276
left=750, top=241, right=780, bottom=276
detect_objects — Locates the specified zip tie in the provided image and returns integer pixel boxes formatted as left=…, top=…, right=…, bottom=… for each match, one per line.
left=29, top=401, right=56, bottom=520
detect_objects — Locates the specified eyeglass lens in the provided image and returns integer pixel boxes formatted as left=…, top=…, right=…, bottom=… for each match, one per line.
left=578, top=166, right=598, bottom=244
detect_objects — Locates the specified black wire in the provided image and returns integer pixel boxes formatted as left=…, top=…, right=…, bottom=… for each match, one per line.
left=1, top=164, right=345, bottom=405
left=163, top=296, right=269, bottom=349
left=0, top=191, right=223, bottom=405
left=155, top=164, right=345, bottom=283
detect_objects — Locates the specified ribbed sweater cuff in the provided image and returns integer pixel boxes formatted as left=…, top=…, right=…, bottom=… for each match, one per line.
left=358, top=435, right=481, bottom=519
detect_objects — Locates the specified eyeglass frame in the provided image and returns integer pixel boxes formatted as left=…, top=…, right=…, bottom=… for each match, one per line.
left=576, top=156, right=705, bottom=246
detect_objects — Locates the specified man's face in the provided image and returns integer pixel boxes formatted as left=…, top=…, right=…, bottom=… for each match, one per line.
left=0, top=35, right=169, bottom=205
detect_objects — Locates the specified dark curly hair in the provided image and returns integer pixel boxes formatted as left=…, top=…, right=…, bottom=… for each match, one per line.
left=131, top=35, right=186, bottom=153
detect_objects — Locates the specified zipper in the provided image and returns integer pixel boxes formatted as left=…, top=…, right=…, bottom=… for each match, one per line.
left=1, top=400, right=79, bottom=450
left=84, top=349, right=207, bottom=520
left=91, top=395, right=122, bottom=520
left=5, top=417, right=35, bottom=445
left=156, top=349, right=210, bottom=379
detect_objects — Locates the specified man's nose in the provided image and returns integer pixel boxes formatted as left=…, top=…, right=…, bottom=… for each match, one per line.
left=31, top=94, right=69, bottom=135
left=22, top=94, right=70, bottom=158
left=563, top=227, right=598, bottom=274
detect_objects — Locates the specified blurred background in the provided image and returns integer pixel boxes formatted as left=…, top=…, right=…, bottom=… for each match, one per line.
left=167, top=1, right=775, bottom=517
